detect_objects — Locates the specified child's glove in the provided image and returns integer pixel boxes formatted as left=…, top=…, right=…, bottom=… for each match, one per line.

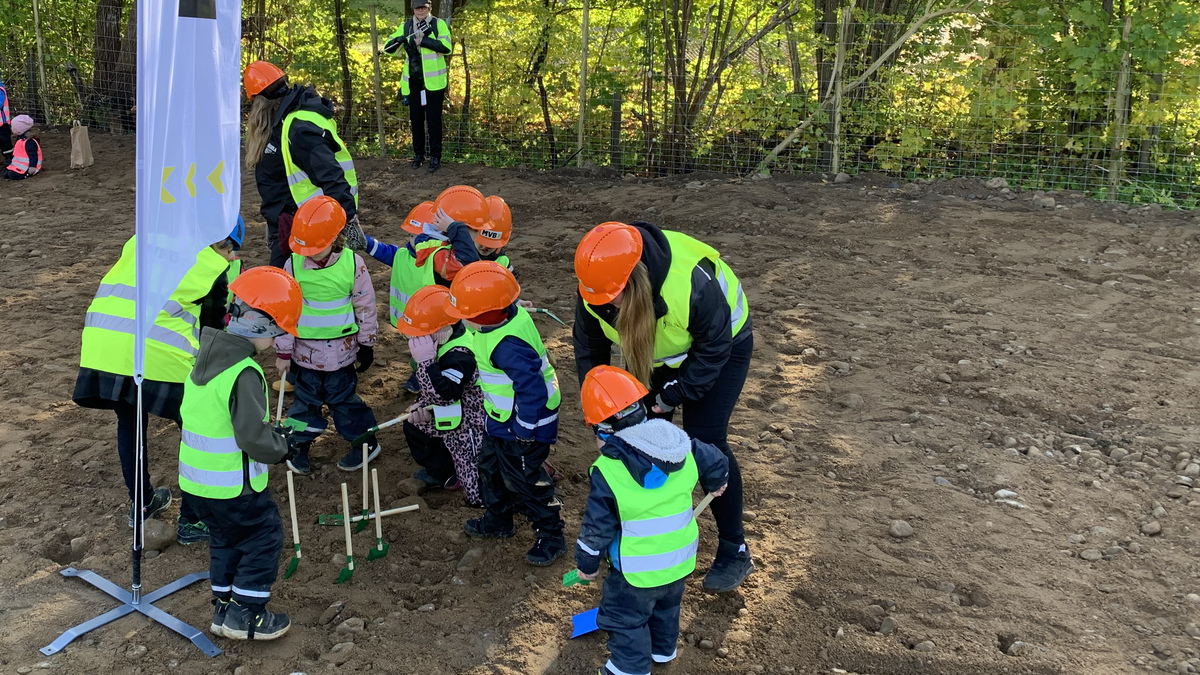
left=407, top=404, right=430, bottom=426
left=343, top=215, right=368, bottom=252
left=355, top=345, right=374, bottom=373
left=408, top=334, right=438, bottom=363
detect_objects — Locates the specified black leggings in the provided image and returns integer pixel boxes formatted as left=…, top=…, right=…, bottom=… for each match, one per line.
left=648, top=332, right=753, bottom=549
left=115, top=402, right=201, bottom=522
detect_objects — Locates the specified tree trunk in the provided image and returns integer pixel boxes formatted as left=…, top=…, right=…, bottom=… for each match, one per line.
left=91, top=0, right=125, bottom=125
left=113, top=0, right=137, bottom=132
left=785, top=16, right=804, bottom=96
left=525, top=0, right=553, bottom=86
left=333, top=0, right=354, bottom=140
left=537, top=74, right=557, bottom=163
left=1135, top=72, right=1162, bottom=175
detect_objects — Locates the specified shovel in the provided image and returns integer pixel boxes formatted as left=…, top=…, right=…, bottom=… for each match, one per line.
left=336, top=483, right=355, bottom=584
left=319, top=503, right=421, bottom=526
left=367, top=468, right=390, bottom=561
left=349, top=407, right=428, bottom=448
left=530, top=307, right=567, bottom=326
left=568, top=492, right=718, bottom=638
left=284, top=470, right=302, bottom=579
left=356, top=443, right=371, bottom=533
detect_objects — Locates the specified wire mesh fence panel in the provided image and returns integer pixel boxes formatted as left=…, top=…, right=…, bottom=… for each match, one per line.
left=2, top=1, right=1198, bottom=207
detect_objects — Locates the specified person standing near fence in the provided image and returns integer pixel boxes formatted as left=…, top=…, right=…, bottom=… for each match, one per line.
left=242, top=61, right=367, bottom=270
left=384, top=0, right=451, bottom=173
left=0, top=71, right=12, bottom=159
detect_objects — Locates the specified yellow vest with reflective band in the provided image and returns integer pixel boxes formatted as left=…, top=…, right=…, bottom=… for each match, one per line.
left=178, top=356, right=270, bottom=499
left=281, top=110, right=359, bottom=209
left=292, top=252, right=359, bottom=340
left=392, top=17, right=451, bottom=95
left=592, top=450, right=699, bottom=588
left=80, top=236, right=229, bottom=383
left=225, top=258, right=242, bottom=306
left=472, top=307, right=561, bottom=424
left=432, top=330, right=475, bottom=431
left=388, top=239, right=450, bottom=326
left=584, top=230, right=748, bottom=369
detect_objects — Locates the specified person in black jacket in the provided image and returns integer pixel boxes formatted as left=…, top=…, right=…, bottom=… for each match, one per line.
left=383, top=0, right=452, bottom=172
left=242, top=61, right=366, bottom=269
left=573, top=221, right=754, bottom=593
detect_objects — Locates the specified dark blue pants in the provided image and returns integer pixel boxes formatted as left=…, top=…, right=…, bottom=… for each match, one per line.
left=189, top=489, right=283, bottom=607
left=598, top=569, right=686, bottom=675
left=478, top=435, right=562, bottom=533
left=649, top=331, right=753, bottom=550
left=114, top=402, right=201, bottom=523
left=287, top=364, right=377, bottom=446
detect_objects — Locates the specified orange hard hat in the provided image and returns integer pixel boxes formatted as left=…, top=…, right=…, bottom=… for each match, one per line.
left=476, top=195, right=512, bottom=248
left=229, top=266, right=304, bottom=336
left=243, top=60, right=286, bottom=99
left=444, top=261, right=521, bottom=320
left=397, top=285, right=457, bottom=336
left=290, top=196, right=346, bottom=256
left=404, top=201, right=436, bottom=235
left=581, top=365, right=650, bottom=426
left=574, top=222, right=644, bottom=305
left=434, top=185, right=490, bottom=231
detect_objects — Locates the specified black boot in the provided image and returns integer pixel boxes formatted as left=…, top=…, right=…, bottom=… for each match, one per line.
left=286, top=441, right=312, bottom=475
left=210, top=597, right=231, bottom=636
left=222, top=600, right=291, bottom=641
left=702, top=539, right=753, bottom=592
left=464, top=512, right=515, bottom=539
left=428, top=157, right=441, bottom=173
left=411, top=155, right=425, bottom=169
left=526, top=530, right=566, bottom=566
left=127, top=486, right=172, bottom=528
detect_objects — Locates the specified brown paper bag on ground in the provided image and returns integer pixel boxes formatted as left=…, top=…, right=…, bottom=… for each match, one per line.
left=70, top=121, right=94, bottom=169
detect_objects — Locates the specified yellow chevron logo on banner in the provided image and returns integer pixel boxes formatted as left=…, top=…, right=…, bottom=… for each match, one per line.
left=185, top=163, right=197, bottom=198
left=208, top=161, right=225, bottom=194
left=160, top=167, right=176, bottom=204
left=159, top=162, right=225, bottom=203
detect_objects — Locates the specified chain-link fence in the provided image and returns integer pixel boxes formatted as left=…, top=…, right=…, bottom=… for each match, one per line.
left=4, top=2, right=1199, bottom=207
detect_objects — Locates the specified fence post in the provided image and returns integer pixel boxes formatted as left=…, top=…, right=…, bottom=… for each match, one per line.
left=369, top=5, right=386, bottom=159
left=1107, top=15, right=1132, bottom=203
left=577, top=0, right=590, bottom=168
left=31, top=0, right=49, bottom=123
left=610, top=92, right=622, bottom=169
left=830, top=1, right=853, bottom=175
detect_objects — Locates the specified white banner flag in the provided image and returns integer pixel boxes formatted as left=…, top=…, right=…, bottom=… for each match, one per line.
left=133, top=0, right=242, bottom=382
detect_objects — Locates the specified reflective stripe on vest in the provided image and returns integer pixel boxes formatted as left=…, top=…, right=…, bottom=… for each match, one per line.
left=280, top=110, right=359, bottom=209
left=226, top=259, right=243, bottom=306
left=79, top=236, right=229, bottom=383
left=473, top=308, right=560, bottom=424
left=387, top=240, right=449, bottom=326
left=583, top=230, right=749, bottom=369
left=7, top=138, right=42, bottom=175
left=292, top=251, right=358, bottom=339
left=431, top=330, right=475, bottom=431
left=592, top=451, right=700, bottom=588
left=394, top=18, right=452, bottom=95
left=178, top=356, right=270, bottom=498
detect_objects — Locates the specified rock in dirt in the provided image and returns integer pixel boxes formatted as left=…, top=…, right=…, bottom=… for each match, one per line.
left=742, top=511, right=757, bottom=522
left=934, top=477, right=953, bottom=487
left=1153, top=505, right=1168, bottom=519
left=937, top=373, right=953, bottom=384
left=1185, top=623, right=1200, bottom=638
left=1033, top=195, right=1056, bottom=208
left=984, top=177, right=1008, bottom=190
left=126, top=644, right=147, bottom=660
left=889, top=520, right=915, bottom=539
left=321, top=642, right=355, bottom=666
left=396, top=479, right=428, bottom=497
left=1141, top=521, right=1163, bottom=536
left=836, top=394, right=864, bottom=410
left=70, top=537, right=88, bottom=555
left=1067, top=534, right=1087, bottom=545
left=768, top=401, right=788, bottom=413
left=834, top=172, right=851, bottom=184
left=879, top=617, right=898, bottom=635
left=915, top=640, right=935, bottom=652
left=417, top=603, right=435, bottom=612
left=336, top=617, right=365, bottom=634
left=1007, top=641, right=1033, bottom=656
left=1080, top=549, right=1103, bottom=562
left=458, top=547, right=485, bottom=570
left=143, top=520, right=175, bottom=552
left=717, top=647, right=729, bottom=657
left=828, top=361, right=851, bottom=374
left=698, top=638, right=715, bottom=650
left=1186, top=594, right=1200, bottom=604
left=319, top=601, right=346, bottom=625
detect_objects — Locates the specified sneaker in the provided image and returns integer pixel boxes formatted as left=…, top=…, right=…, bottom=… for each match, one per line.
left=177, top=517, right=211, bottom=545
left=526, top=531, right=567, bottom=566
left=411, top=156, right=425, bottom=170
left=337, top=441, right=381, bottom=472
left=702, top=540, right=754, bottom=592
left=413, top=468, right=458, bottom=491
left=127, top=487, right=172, bottom=528
left=402, top=373, right=420, bottom=394
left=444, top=475, right=461, bottom=492
left=221, top=601, right=291, bottom=641
left=464, top=513, right=515, bottom=539
left=210, top=598, right=231, bottom=636
left=428, top=157, right=441, bottom=173
left=286, top=442, right=312, bottom=476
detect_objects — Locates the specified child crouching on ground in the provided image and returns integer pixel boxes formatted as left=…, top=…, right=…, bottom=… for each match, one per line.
left=443, top=261, right=566, bottom=565
left=3, top=115, right=40, bottom=179
left=179, top=266, right=303, bottom=641
left=275, top=196, right=380, bottom=474
left=395, top=284, right=485, bottom=505
left=572, top=365, right=729, bottom=675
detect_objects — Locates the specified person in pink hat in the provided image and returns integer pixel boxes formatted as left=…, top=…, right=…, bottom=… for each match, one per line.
left=3, top=115, right=40, bottom=180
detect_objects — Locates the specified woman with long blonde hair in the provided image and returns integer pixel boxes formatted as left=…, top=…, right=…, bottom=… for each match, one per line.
left=242, top=61, right=366, bottom=270
left=573, top=221, right=754, bottom=593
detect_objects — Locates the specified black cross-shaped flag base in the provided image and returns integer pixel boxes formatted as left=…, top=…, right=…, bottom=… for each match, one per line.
left=41, top=567, right=222, bottom=657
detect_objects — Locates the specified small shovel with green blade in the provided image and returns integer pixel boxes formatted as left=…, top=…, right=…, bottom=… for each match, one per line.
left=336, top=482, right=355, bottom=584
left=284, top=470, right=302, bottom=579
left=368, top=468, right=389, bottom=561
left=530, top=307, right=567, bottom=326
left=355, top=443, right=371, bottom=533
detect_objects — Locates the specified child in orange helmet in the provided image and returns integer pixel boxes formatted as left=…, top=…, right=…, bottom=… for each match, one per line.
left=444, top=261, right=565, bottom=565
left=573, top=365, right=728, bottom=675
left=274, top=196, right=380, bottom=474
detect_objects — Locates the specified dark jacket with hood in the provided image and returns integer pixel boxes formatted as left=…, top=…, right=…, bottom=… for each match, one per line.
left=190, top=327, right=289, bottom=494
left=478, top=304, right=559, bottom=443
left=574, top=419, right=729, bottom=575
left=255, top=85, right=357, bottom=227
left=573, top=221, right=752, bottom=409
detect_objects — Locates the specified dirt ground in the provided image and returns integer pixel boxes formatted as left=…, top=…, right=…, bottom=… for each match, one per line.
left=2, top=132, right=1200, bottom=675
